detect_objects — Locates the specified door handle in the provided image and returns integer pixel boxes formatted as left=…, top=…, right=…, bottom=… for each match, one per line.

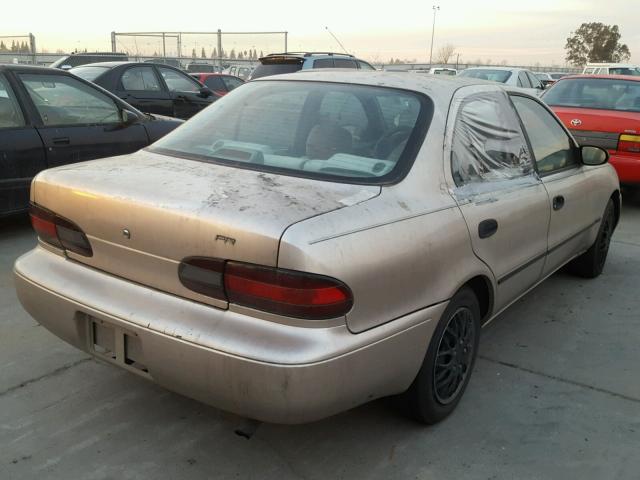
left=478, top=219, right=498, bottom=239
left=553, top=195, right=565, bottom=211
left=52, top=137, right=70, bottom=145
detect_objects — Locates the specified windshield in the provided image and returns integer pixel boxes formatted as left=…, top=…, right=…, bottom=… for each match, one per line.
left=70, top=65, right=110, bottom=82
left=150, top=80, right=432, bottom=184
left=458, top=69, right=512, bottom=83
left=543, top=78, right=640, bottom=112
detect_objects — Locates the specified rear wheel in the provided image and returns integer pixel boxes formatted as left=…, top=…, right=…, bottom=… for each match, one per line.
left=568, top=199, right=615, bottom=278
left=403, top=287, right=481, bottom=424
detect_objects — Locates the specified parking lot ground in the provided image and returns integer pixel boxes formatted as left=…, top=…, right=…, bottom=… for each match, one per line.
left=1, top=192, right=639, bottom=480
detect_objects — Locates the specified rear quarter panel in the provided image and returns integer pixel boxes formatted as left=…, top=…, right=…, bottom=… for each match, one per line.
left=278, top=111, right=494, bottom=333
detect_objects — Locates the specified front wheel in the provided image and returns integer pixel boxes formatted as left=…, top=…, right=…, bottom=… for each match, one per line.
left=568, top=199, right=615, bottom=278
left=402, top=287, right=481, bottom=424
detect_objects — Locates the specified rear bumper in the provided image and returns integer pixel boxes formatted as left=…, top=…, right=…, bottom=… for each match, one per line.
left=14, top=247, right=444, bottom=424
left=610, top=154, right=640, bottom=185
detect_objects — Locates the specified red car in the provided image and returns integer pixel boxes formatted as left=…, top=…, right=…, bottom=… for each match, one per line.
left=189, top=73, right=245, bottom=97
left=543, top=75, right=640, bottom=185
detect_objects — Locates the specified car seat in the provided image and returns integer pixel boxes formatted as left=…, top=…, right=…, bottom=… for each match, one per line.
left=305, top=123, right=353, bottom=160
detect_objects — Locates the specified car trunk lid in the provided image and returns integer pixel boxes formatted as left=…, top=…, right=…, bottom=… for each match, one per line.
left=31, top=150, right=379, bottom=308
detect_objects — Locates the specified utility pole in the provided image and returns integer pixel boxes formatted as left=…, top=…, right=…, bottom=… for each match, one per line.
left=429, top=5, right=440, bottom=67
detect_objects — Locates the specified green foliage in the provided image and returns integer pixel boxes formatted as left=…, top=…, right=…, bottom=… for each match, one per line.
left=565, top=22, right=631, bottom=66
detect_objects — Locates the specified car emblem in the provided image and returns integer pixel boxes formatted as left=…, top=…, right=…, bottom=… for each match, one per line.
left=215, top=234, right=236, bottom=245
left=570, top=119, right=582, bottom=127
left=122, top=229, right=131, bottom=239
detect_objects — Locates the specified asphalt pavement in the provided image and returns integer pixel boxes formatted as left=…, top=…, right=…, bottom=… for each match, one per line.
left=1, top=191, right=639, bottom=480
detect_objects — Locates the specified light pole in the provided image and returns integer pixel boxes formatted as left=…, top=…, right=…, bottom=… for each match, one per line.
left=429, top=5, right=440, bottom=67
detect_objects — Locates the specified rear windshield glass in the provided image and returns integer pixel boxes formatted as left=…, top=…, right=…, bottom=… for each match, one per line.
left=459, top=69, right=512, bottom=83
left=151, top=80, right=432, bottom=184
left=251, top=61, right=302, bottom=80
left=70, top=66, right=110, bottom=81
left=543, top=78, right=640, bottom=112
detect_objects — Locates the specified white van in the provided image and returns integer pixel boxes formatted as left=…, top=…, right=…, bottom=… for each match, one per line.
left=582, top=63, right=640, bottom=76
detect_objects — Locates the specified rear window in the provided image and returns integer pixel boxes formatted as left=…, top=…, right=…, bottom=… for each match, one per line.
left=70, top=66, right=110, bottom=82
left=609, top=67, right=640, bottom=76
left=459, top=69, right=512, bottom=83
left=543, top=78, right=640, bottom=112
left=251, top=59, right=303, bottom=80
left=151, top=80, right=432, bottom=185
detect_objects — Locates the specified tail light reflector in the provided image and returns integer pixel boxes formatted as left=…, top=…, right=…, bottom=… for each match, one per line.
left=30, top=203, right=93, bottom=257
left=618, top=134, right=640, bottom=154
left=178, top=258, right=353, bottom=320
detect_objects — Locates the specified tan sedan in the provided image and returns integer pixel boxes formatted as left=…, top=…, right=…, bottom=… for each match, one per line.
left=14, top=71, right=620, bottom=424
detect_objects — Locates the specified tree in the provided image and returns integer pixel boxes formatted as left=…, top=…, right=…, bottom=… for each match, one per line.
left=211, top=47, right=218, bottom=58
left=238, top=52, right=244, bottom=60
left=253, top=49, right=258, bottom=59
left=230, top=49, right=236, bottom=60
left=435, top=44, right=456, bottom=64
left=201, top=47, right=206, bottom=58
left=191, top=48, right=196, bottom=58
left=565, top=22, right=630, bottom=66
left=0, top=41, right=6, bottom=52
left=260, top=50, right=264, bottom=57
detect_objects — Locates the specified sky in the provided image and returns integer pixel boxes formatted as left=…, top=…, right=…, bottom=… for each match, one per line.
left=2, top=0, right=638, bottom=66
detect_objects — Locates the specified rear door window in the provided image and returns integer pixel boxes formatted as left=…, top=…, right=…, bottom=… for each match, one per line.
left=333, top=59, right=358, bottom=69
left=0, top=74, right=25, bottom=128
left=250, top=62, right=302, bottom=79
left=451, top=91, right=533, bottom=187
left=121, top=66, right=162, bottom=92
left=203, top=76, right=225, bottom=91
left=313, top=59, right=334, bottom=68
left=518, top=72, right=532, bottom=88
left=357, top=61, right=376, bottom=70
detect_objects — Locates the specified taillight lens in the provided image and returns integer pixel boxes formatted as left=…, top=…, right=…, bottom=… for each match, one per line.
left=618, top=134, right=640, bottom=154
left=30, top=203, right=93, bottom=257
left=225, top=262, right=353, bottom=320
left=178, top=258, right=353, bottom=320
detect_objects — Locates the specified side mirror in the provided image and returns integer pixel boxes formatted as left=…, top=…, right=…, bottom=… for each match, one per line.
left=199, top=87, right=213, bottom=98
left=581, top=145, right=609, bottom=166
left=121, top=109, right=139, bottom=126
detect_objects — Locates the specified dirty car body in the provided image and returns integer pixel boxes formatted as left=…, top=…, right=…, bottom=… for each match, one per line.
left=14, top=71, right=620, bottom=424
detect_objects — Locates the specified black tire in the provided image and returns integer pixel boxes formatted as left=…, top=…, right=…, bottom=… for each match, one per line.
left=402, top=287, right=481, bottom=424
left=567, top=199, right=615, bottom=279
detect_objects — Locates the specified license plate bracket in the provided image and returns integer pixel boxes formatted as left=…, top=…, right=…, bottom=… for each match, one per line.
left=88, top=317, right=150, bottom=377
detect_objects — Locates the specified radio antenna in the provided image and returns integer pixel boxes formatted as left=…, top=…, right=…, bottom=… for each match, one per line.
left=325, top=26, right=349, bottom=54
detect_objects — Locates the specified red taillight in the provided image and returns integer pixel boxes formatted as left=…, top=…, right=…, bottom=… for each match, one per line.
left=178, top=258, right=353, bottom=320
left=29, top=203, right=93, bottom=257
left=225, top=262, right=353, bottom=320
left=618, top=134, right=640, bottom=154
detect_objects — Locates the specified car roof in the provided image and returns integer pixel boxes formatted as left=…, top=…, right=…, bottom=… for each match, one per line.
left=253, top=70, right=526, bottom=99
left=463, top=66, right=527, bottom=72
left=0, top=64, right=72, bottom=74
left=557, top=74, right=640, bottom=82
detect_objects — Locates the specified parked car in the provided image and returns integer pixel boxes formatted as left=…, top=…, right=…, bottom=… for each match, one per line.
left=535, top=72, right=555, bottom=88
left=249, top=52, right=376, bottom=80
left=408, top=68, right=457, bottom=76
left=224, top=65, right=254, bottom=80
left=582, top=63, right=640, bottom=76
left=0, top=64, right=182, bottom=216
left=15, top=71, right=619, bottom=425
left=458, top=67, right=545, bottom=95
left=70, top=62, right=217, bottom=119
left=543, top=74, right=640, bottom=186
left=50, top=52, right=128, bottom=70
left=189, top=73, right=244, bottom=96
left=186, top=62, right=221, bottom=73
